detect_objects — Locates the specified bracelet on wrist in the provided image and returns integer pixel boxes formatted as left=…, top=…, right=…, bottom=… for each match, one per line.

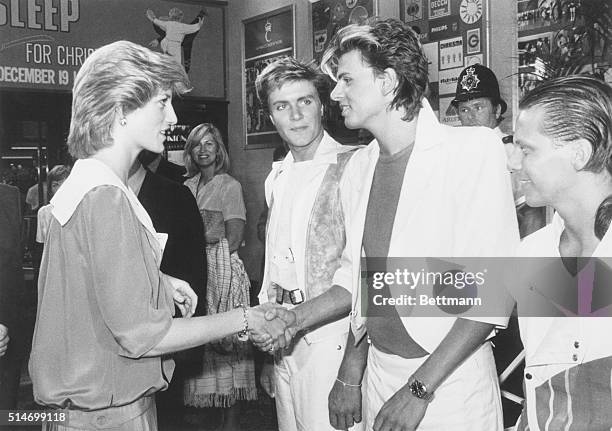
left=336, top=377, right=361, bottom=388
left=237, top=304, right=249, bottom=341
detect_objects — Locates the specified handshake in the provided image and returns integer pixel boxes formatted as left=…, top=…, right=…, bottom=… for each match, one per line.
left=246, top=303, right=300, bottom=353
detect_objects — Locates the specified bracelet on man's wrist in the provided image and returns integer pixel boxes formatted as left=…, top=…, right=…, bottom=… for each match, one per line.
left=336, top=377, right=361, bottom=388
left=236, top=304, right=249, bottom=341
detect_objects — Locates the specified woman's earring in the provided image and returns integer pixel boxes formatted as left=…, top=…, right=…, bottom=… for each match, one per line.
left=120, top=118, right=127, bottom=126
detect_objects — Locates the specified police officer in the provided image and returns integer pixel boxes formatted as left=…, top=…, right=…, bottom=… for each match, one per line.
left=452, top=63, right=545, bottom=238
left=451, top=63, right=509, bottom=138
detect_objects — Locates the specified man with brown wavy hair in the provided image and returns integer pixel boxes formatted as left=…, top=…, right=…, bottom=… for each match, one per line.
left=321, top=18, right=519, bottom=431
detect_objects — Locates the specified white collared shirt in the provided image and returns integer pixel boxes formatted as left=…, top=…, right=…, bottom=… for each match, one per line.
left=51, top=158, right=166, bottom=253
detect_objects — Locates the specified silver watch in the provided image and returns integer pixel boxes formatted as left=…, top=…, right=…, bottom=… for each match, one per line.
left=408, top=377, right=434, bottom=401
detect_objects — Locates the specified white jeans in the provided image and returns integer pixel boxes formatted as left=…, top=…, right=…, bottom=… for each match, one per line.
left=274, top=331, right=357, bottom=431
left=364, top=343, right=503, bottom=431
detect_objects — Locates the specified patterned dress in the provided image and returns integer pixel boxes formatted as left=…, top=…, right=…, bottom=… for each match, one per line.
left=183, top=173, right=257, bottom=407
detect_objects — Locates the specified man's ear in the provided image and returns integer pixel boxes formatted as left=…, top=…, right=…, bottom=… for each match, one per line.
left=494, top=104, right=502, bottom=121
left=380, top=67, right=399, bottom=97
left=571, top=138, right=593, bottom=171
left=269, top=114, right=276, bottom=127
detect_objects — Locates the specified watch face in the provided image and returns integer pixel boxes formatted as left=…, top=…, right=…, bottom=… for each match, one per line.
left=410, top=379, right=427, bottom=398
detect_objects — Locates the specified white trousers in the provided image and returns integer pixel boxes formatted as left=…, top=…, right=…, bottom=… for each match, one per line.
left=274, top=331, right=358, bottom=431
left=363, top=343, right=503, bottom=431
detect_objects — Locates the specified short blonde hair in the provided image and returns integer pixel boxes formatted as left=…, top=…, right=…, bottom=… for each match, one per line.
left=67, top=40, right=191, bottom=159
left=183, top=123, right=229, bottom=177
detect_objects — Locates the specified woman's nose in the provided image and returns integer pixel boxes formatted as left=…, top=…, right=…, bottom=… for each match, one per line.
left=166, top=103, right=178, bottom=126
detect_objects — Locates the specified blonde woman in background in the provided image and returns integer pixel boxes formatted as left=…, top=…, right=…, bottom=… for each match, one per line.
left=183, top=123, right=257, bottom=431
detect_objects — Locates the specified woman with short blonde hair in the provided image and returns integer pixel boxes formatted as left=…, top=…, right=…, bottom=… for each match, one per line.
left=30, top=41, right=287, bottom=431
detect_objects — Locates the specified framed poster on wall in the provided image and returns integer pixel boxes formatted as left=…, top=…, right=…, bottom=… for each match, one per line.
left=243, top=6, right=294, bottom=149
left=518, top=32, right=552, bottom=99
left=0, top=0, right=227, bottom=98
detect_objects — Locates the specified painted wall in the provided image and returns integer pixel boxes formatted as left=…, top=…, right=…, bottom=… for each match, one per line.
left=227, top=0, right=515, bottom=283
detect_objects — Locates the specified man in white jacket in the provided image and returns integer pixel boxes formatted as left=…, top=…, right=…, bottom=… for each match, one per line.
left=320, top=18, right=519, bottom=431
left=254, top=57, right=358, bottom=431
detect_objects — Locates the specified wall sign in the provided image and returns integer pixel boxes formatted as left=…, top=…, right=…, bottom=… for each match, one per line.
left=466, top=28, right=481, bottom=54
left=438, top=67, right=463, bottom=94
left=459, top=0, right=482, bottom=24
left=429, top=0, right=451, bottom=19
left=428, top=15, right=460, bottom=42
left=465, top=53, right=483, bottom=66
left=0, top=0, right=226, bottom=98
left=243, top=6, right=294, bottom=149
left=403, top=0, right=424, bottom=22
left=439, top=36, right=463, bottom=70
left=439, top=96, right=460, bottom=126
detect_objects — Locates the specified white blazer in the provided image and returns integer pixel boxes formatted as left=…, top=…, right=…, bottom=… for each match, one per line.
left=340, top=98, right=520, bottom=353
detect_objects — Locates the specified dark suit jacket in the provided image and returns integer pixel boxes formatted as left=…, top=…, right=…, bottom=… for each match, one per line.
left=155, top=158, right=187, bottom=184
left=137, top=170, right=207, bottom=316
left=0, top=185, right=23, bottom=327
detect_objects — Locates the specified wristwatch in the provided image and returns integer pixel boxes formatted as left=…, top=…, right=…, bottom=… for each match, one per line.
left=408, top=377, right=434, bottom=402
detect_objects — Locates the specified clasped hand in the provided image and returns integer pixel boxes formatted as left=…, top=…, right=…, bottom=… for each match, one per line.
left=247, top=303, right=298, bottom=353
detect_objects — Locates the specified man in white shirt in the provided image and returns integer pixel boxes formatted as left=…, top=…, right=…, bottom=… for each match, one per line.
left=511, top=75, right=612, bottom=431
left=254, top=57, right=357, bottom=431
left=320, top=18, right=519, bottom=430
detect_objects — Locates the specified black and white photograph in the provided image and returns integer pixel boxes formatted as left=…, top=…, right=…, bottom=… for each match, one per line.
left=1, top=1, right=612, bottom=431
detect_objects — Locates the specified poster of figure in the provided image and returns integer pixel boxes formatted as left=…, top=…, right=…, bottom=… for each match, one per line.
left=244, top=6, right=294, bottom=148
left=311, top=0, right=377, bottom=64
left=517, top=0, right=575, bottom=31
left=517, top=0, right=611, bottom=95
left=0, top=0, right=226, bottom=98
left=518, top=33, right=552, bottom=99
left=145, top=7, right=205, bottom=73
